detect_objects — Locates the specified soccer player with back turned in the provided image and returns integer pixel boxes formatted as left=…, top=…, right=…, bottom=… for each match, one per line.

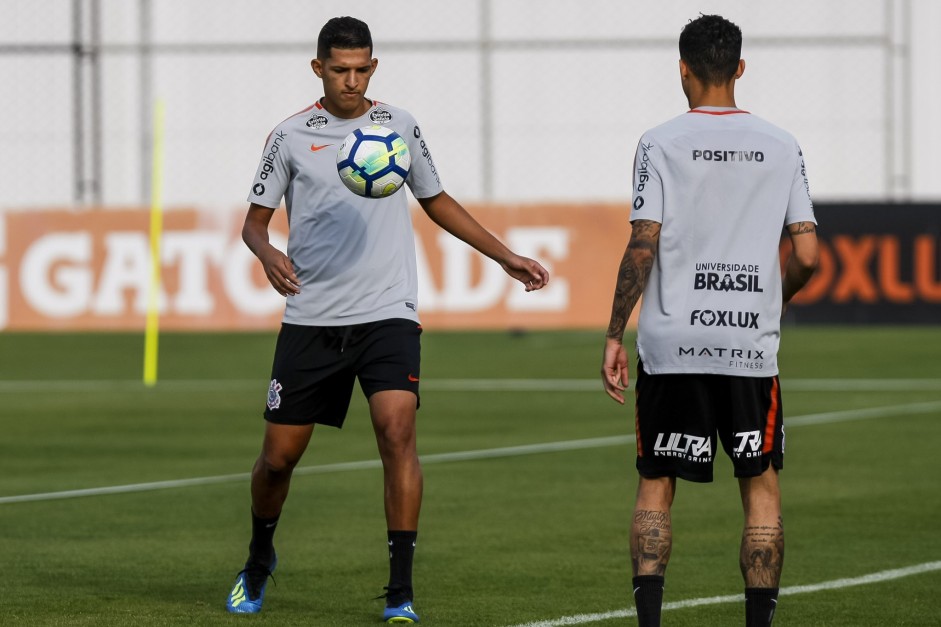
left=224, top=16, right=549, bottom=623
left=601, top=15, right=819, bottom=627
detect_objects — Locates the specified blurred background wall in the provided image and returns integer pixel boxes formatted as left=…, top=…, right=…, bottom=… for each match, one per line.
left=2, top=0, right=939, bottom=331
left=3, top=0, right=938, bottom=209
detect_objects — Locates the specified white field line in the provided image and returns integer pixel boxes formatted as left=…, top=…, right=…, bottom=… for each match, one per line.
left=506, top=560, right=941, bottom=627
left=2, top=378, right=941, bottom=393
left=0, top=436, right=633, bottom=505
left=2, top=400, right=940, bottom=505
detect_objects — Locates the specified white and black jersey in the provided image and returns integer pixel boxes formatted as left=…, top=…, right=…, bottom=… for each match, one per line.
left=630, top=107, right=816, bottom=377
left=247, top=99, right=443, bottom=326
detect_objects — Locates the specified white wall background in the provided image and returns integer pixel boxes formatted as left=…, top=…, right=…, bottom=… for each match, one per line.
left=2, top=0, right=939, bottom=209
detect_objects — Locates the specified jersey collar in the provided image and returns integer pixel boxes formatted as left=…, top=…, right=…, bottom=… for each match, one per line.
left=314, top=97, right=376, bottom=120
left=688, top=106, right=750, bottom=115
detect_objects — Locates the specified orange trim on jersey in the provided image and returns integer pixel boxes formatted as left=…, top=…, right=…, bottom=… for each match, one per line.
left=688, top=108, right=750, bottom=115
left=314, top=100, right=324, bottom=110
left=260, top=103, right=319, bottom=148
left=762, top=376, right=780, bottom=453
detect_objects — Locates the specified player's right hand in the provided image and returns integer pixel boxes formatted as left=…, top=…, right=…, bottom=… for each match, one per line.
left=601, top=337, right=629, bottom=404
left=259, top=247, right=301, bottom=296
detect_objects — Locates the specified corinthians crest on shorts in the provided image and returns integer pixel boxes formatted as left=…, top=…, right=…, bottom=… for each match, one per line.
left=267, top=379, right=283, bottom=410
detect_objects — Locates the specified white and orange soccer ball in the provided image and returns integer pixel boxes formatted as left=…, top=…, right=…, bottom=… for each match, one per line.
left=336, top=125, right=411, bottom=198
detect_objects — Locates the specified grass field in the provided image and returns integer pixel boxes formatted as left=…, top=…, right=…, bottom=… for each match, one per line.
left=1, top=327, right=940, bottom=626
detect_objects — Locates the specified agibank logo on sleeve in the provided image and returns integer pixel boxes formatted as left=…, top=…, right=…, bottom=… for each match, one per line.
left=259, top=131, right=287, bottom=180
left=636, top=142, right=653, bottom=191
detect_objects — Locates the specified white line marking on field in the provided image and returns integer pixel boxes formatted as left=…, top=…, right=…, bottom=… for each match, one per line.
left=787, top=400, right=941, bottom=427
left=1, top=400, right=940, bottom=505
left=506, top=560, right=941, bottom=627
left=2, top=378, right=941, bottom=393
left=0, top=435, right=633, bottom=505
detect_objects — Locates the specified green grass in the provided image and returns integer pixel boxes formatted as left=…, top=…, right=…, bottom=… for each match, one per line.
left=1, top=328, right=940, bottom=626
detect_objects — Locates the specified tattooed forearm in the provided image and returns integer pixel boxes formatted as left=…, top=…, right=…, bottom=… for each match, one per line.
left=606, top=220, right=661, bottom=340
left=740, top=516, right=785, bottom=587
left=787, top=221, right=816, bottom=235
left=632, top=509, right=672, bottom=576
left=783, top=221, right=819, bottom=304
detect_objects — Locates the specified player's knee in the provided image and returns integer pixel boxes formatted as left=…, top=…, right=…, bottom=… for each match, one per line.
left=258, top=449, right=302, bottom=476
left=375, top=421, right=416, bottom=458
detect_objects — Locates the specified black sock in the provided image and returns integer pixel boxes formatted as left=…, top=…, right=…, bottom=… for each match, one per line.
left=632, top=575, right=664, bottom=627
left=745, top=587, right=779, bottom=627
left=248, top=510, right=279, bottom=566
left=386, top=530, right=418, bottom=605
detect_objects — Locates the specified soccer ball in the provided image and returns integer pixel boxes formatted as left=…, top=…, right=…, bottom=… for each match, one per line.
left=336, top=125, right=411, bottom=198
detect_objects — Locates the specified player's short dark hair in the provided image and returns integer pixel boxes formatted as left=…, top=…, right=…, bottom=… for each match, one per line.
left=317, top=16, right=373, bottom=59
left=679, top=14, right=742, bottom=86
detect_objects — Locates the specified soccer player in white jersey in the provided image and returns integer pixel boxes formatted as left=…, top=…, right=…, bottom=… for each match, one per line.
left=224, top=16, right=549, bottom=623
left=600, top=14, right=818, bottom=627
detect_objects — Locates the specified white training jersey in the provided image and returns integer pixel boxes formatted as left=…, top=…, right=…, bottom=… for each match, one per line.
left=247, top=99, right=443, bottom=326
left=629, top=106, right=816, bottom=376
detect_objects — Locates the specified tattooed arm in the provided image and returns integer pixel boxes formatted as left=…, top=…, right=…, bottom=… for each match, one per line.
left=782, top=221, right=818, bottom=306
left=601, top=219, right=661, bottom=404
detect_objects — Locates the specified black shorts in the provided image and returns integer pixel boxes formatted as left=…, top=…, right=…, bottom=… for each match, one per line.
left=634, top=359, right=784, bottom=483
left=264, top=318, right=422, bottom=428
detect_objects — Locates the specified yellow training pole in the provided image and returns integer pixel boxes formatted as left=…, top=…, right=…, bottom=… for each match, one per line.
left=143, top=99, right=165, bottom=387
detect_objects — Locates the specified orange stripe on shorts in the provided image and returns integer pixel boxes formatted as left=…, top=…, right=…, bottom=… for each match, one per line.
left=762, top=376, right=780, bottom=453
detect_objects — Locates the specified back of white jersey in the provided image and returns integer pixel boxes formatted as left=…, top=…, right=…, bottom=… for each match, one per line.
left=630, top=107, right=815, bottom=376
left=247, top=100, right=443, bottom=326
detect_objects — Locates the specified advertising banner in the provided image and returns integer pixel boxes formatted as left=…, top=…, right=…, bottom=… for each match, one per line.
left=2, top=203, right=937, bottom=331
left=0, top=204, right=633, bottom=331
left=784, top=203, right=941, bottom=324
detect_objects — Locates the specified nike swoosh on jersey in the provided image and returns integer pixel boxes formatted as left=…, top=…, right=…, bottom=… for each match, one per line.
left=408, top=374, right=420, bottom=382
left=310, top=143, right=333, bottom=152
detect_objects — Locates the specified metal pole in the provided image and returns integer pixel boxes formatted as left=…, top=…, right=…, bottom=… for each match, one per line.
left=140, top=0, right=153, bottom=205
left=900, top=0, right=912, bottom=200
left=883, top=0, right=894, bottom=200
left=90, top=0, right=103, bottom=204
left=479, top=0, right=493, bottom=201
left=71, top=0, right=84, bottom=204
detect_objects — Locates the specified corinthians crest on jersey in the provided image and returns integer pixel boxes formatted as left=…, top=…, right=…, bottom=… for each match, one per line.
left=306, top=114, right=328, bottom=129
left=370, top=108, right=392, bottom=124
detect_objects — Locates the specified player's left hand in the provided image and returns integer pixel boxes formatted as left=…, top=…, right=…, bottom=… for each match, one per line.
left=502, top=255, right=549, bottom=292
left=601, top=337, right=629, bottom=404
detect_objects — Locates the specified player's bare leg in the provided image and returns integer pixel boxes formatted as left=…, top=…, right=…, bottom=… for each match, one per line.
left=227, top=422, right=313, bottom=613
left=369, top=389, right=423, bottom=528
left=631, top=476, right=676, bottom=576
left=248, top=422, right=315, bottom=563
left=369, top=389, right=422, bottom=621
left=630, top=476, right=675, bottom=627
left=251, top=422, right=315, bottom=518
left=739, top=466, right=784, bottom=626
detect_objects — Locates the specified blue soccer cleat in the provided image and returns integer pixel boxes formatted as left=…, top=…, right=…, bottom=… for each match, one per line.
left=383, top=599, right=420, bottom=623
left=225, top=554, right=277, bottom=614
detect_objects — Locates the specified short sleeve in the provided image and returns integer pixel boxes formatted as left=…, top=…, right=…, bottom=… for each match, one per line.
left=784, top=144, right=816, bottom=226
left=246, top=125, right=292, bottom=208
left=630, top=135, right=663, bottom=224
left=403, top=120, right=444, bottom=200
